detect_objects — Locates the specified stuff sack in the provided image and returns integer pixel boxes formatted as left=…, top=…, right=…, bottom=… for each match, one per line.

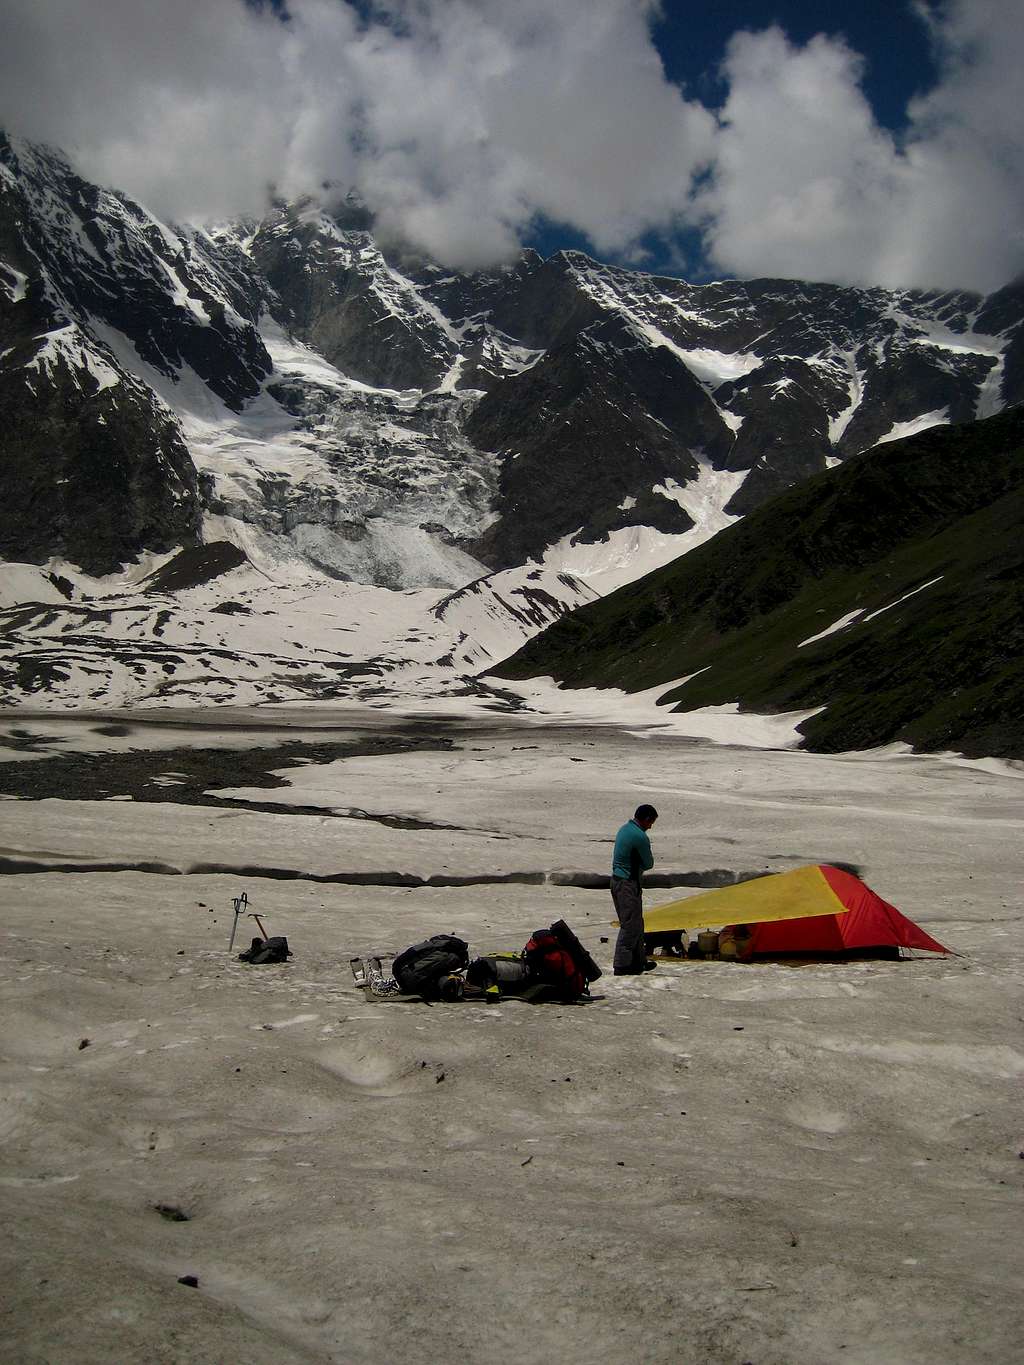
left=466, top=953, right=535, bottom=997
left=391, top=934, right=470, bottom=999
left=238, top=935, right=292, bottom=965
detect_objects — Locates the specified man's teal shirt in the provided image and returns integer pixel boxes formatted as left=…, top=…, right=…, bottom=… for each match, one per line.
left=612, top=820, right=654, bottom=883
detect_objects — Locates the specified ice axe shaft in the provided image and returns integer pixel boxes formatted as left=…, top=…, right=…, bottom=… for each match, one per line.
left=228, top=892, right=248, bottom=953
left=248, top=912, right=270, bottom=940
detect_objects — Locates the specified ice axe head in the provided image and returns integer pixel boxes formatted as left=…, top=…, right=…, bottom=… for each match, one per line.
left=228, top=891, right=249, bottom=953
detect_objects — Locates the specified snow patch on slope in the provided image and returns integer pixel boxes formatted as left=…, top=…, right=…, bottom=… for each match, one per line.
left=876, top=409, right=949, bottom=445
left=636, top=323, right=764, bottom=387
left=535, top=458, right=746, bottom=595
left=905, top=316, right=1005, bottom=359
left=0, top=548, right=595, bottom=711
left=798, top=609, right=868, bottom=649
left=487, top=674, right=825, bottom=749
left=798, top=578, right=945, bottom=648
left=826, top=351, right=867, bottom=445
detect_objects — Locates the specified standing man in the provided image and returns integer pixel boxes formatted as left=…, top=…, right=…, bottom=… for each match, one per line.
left=610, top=804, right=658, bottom=975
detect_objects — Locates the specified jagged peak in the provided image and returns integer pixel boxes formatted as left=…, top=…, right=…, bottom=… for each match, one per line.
left=546, top=248, right=601, bottom=271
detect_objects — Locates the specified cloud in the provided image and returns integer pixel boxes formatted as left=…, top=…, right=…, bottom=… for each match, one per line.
left=697, top=2, right=1024, bottom=292
left=0, top=0, right=308, bottom=221
left=693, top=28, right=901, bottom=284
left=350, top=1, right=717, bottom=265
left=0, top=0, right=1021, bottom=289
left=0, top=0, right=713, bottom=269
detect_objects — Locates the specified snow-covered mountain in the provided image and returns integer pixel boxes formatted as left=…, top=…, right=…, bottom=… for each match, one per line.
left=0, top=551, right=596, bottom=710
left=2, top=132, right=1022, bottom=709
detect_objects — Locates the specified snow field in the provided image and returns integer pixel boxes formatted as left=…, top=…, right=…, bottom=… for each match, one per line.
left=1, top=717, right=1021, bottom=1363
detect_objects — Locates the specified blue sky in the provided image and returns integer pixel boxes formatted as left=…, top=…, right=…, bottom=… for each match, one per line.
left=2, top=1, right=1022, bottom=292
left=653, top=1, right=938, bottom=131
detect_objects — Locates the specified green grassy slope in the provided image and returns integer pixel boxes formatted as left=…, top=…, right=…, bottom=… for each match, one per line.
left=495, top=408, right=1024, bottom=757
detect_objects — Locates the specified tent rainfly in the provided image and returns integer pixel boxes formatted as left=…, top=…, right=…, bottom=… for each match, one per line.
left=643, top=864, right=950, bottom=959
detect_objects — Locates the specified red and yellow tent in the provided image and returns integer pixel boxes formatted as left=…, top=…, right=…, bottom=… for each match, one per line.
left=644, top=864, right=949, bottom=958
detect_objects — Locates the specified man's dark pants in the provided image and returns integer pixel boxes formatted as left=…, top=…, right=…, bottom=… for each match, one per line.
left=611, top=877, right=646, bottom=974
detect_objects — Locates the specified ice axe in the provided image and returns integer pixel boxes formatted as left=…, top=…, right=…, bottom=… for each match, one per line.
left=248, top=911, right=270, bottom=940
left=228, top=891, right=248, bottom=952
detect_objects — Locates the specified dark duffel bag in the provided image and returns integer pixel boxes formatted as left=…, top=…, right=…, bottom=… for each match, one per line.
left=238, top=935, right=292, bottom=964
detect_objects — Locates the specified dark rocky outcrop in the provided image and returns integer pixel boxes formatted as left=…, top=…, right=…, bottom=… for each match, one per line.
left=0, top=135, right=271, bottom=411
left=250, top=202, right=455, bottom=390
left=466, top=314, right=732, bottom=566
left=141, top=542, right=248, bottom=593
left=0, top=349, right=202, bottom=575
left=0, top=135, right=269, bottom=572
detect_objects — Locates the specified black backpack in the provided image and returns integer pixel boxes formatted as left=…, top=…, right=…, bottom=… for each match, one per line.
left=549, top=919, right=602, bottom=984
left=238, top=935, right=292, bottom=965
left=391, top=934, right=469, bottom=998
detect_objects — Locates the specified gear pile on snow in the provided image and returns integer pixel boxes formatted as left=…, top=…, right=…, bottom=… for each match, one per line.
left=354, top=920, right=601, bottom=1002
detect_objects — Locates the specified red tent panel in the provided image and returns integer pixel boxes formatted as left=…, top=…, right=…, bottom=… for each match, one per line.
left=743, top=865, right=949, bottom=956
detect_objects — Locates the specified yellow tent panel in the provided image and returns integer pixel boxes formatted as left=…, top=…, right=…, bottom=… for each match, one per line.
left=642, top=864, right=849, bottom=933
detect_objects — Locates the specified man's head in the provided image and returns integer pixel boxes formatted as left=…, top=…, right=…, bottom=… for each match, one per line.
left=634, top=803, right=658, bottom=830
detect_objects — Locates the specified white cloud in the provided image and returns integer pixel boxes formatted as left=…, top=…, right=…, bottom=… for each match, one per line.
left=694, top=28, right=901, bottom=284
left=0, top=0, right=1021, bottom=289
left=0, top=0, right=713, bottom=269
left=0, top=0, right=310, bottom=221
left=697, top=2, right=1024, bottom=292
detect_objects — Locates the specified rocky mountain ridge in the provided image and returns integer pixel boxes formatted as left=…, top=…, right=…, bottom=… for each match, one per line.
left=2, top=133, right=1023, bottom=724
left=4, top=132, right=1023, bottom=589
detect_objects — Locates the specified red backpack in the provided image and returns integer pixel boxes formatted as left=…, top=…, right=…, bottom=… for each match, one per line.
left=523, top=929, right=587, bottom=999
